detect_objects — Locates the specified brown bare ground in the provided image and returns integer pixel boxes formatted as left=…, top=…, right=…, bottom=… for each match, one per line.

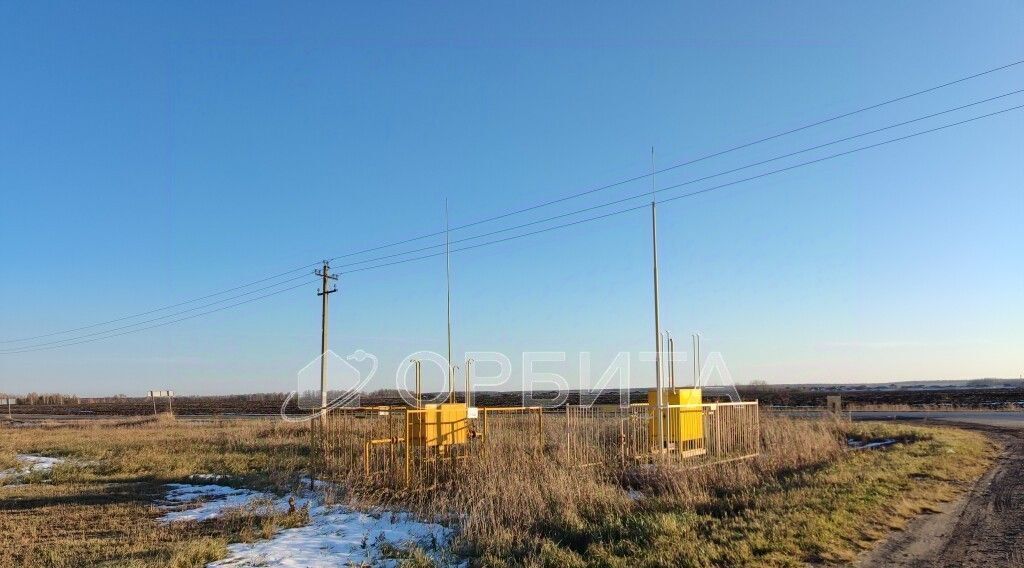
left=855, top=424, right=1024, bottom=568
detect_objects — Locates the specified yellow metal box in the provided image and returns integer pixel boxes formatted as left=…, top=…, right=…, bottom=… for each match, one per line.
left=438, top=403, right=469, bottom=446
left=647, top=388, right=705, bottom=453
left=408, top=403, right=469, bottom=447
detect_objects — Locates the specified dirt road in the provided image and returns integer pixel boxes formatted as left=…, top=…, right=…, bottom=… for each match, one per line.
left=850, top=410, right=1024, bottom=429
left=856, top=421, right=1024, bottom=567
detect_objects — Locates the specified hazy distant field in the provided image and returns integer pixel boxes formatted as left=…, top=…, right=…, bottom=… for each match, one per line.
left=6, top=384, right=1024, bottom=418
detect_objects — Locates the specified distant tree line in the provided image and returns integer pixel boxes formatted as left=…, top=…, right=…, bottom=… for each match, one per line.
left=2, top=393, right=82, bottom=405
left=0, top=392, right=304, bottom=405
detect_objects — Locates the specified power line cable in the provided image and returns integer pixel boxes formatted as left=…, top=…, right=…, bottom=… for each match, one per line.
left=5, top=59, right=1022, bottom=344
left=3, top=273, right=314, bottom=350
left=5, top=101, right=1022, bottom=354
left=324, top=59, right=1024, bottom=259
left=328, top=89, right=1024, bottom=270
left=0, top=262, right=321, bottom=344
left=1, top=280, right=317, bottom=354
left=337, top=103, right=1024, bottom=275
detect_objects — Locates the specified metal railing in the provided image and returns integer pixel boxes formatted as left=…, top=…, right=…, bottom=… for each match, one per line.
left=566, top=401, right=760, bottom=468
left=311, top=402, right=759, bottom=487
left=311, top=405, right=544, bottom=488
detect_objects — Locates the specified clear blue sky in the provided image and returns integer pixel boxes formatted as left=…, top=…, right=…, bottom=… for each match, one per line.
left=1, top=2, right=1022, bottom=396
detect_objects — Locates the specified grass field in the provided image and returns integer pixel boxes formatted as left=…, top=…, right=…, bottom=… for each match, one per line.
left=0, top=414, right=995, bottom=567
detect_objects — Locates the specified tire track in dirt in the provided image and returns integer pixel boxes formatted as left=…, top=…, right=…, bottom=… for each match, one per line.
left=855, top=424, right=1024, bottom=568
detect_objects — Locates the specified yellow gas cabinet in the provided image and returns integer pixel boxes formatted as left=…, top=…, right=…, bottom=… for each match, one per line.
left=648, top=388, right=706, bottom=456
left=409, top=403, right=469, bottom=447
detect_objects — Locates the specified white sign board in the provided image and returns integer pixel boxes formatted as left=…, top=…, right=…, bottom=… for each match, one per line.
left=0, top=398, right=15, bottom=405
left=467, top=407, right=479, bottom=419
left=148, top=390, right=174, bottom=398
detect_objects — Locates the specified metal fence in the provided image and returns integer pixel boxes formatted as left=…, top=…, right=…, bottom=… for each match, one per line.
left=565, top=401, right=760, bottom=468
left=311, top=402, right=759, bottom=487
left=311, top=405, right=545, bottom=488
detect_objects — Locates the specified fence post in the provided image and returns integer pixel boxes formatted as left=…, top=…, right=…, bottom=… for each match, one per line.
left=565, top=406, right=571, bottom=462
left=405, top=411, right=411, bottom=487
left=620, top=417, right=626, bottom=468
left=309, top=416, right=318, bottom=491
left=536, top=408, right=543, bottom=454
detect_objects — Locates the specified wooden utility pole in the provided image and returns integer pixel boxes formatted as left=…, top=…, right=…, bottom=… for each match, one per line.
left=315, top=261, right=338, bottom=414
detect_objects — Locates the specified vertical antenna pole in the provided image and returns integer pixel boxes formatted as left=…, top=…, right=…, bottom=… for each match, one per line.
left=413, top=359, right=423, bottom=409
left=661, top=331, right=670, bottom=393
left=465, top=358, right=473, bottom=407
left=692, top=333, right=702, bottom=388
left=650, top=146, right=664, bottom=451
left=668, top=333, right=676, bottom=390
left=696, top=333, right=701, bottom=388
left=445, top=200, right=454, bottom=401
left=692, top=334, right=697, bottom=387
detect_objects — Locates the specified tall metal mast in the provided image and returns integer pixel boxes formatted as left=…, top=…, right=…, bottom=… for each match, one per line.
left=445, top=199, right=454, bottom=401
left=650, top=147, right=665, bottom=451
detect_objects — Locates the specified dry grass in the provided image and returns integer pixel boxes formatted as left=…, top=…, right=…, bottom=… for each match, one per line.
left=0, top=413, right=995, bottom=567
left=325, top=414, right=992, bottom=567
left=359, top=415, right=847, bottom=565
left=0, top=415, right=307, bottom=488
left=0, top=417, right=308, bottom=568
left=0, top=451, right=18, bottom=471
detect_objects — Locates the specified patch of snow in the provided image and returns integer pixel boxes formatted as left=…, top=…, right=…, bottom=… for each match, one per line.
left=18, top=455, right=64, bottom=471
left=189, top=473, right=232, bottom=483
left=0, top=454, right=65, bottom=483
left=847, top=438, right=897, bottom=450
left=211, top=506, right=455, bottom=568
left=161, top=482, right=458, bottom=567
left=299, top=476, right=335, bottom=493
left=161, top=484, right=306, bottom=523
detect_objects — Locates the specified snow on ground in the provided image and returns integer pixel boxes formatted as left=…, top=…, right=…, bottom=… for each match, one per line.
left=17, top=454, right=63, bottom=472
left=161, top=483, right=303, bottom=522
left=161, top=482, right=457, bottom=567
left=847, top=438, right=898, bottom=450
left=211, top=506, right=455, bottom=568
left=0, top=454, right=65, bottom=483
left=188, top=473, right=232, bottom=483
